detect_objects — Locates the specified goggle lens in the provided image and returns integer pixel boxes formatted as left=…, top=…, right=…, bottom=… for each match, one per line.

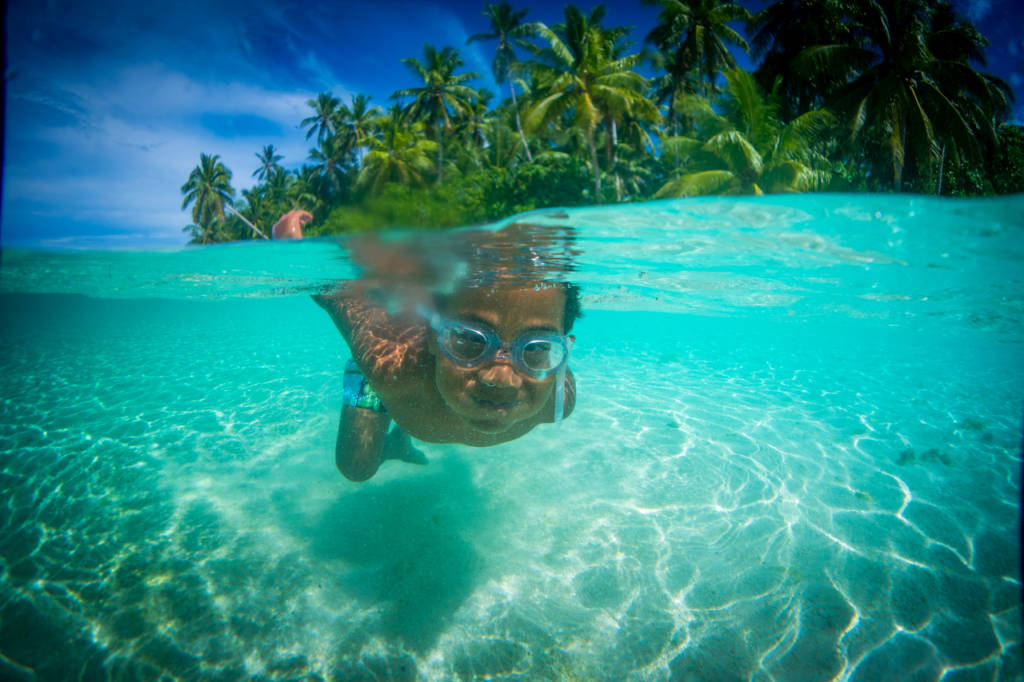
left=521, top=339, right=564, bottom=371
left=438, top=321, right=569, bottom=376
left=445, top=326, right=489, bottom=363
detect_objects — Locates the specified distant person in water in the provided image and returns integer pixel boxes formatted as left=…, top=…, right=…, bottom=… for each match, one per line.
left=272, top=210, right=580, bottom=482
left=272, top=209, right=312, bottom=239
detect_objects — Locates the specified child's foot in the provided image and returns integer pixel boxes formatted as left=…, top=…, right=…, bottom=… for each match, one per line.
left=383, top=428, right=428, bottom=465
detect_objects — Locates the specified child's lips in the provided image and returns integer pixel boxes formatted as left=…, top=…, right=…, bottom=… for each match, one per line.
left=472, top=395, right=521, bottom=410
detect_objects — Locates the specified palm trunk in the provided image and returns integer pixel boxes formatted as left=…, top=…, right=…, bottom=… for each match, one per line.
left=509, top=81, right=533, bottom=163
left=435, top=125, right=444, bottom=185
left=605, top=122, right=614, bottom=169
left=586, top=127, right=602, bottom=204
left=200, top=214, right=216, bottom=244
left=668, top=103, right=682, bottom=171
left=611, top=120, right=623, bottom=202
left=936, top=144, right=946, bottom=196
left=894, top=110, right=907, bottom=192
left=225, top=204, right=269, bottom=240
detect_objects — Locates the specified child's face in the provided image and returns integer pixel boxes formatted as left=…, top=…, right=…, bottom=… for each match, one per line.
left=429, top=284, right=566, bottom=434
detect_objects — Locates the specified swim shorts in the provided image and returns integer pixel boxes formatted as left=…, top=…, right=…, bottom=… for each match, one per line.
left=342, top=359, right=387, bottom=413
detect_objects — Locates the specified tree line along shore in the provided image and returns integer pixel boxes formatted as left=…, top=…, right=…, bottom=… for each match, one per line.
left=180, top=0, right=1023, bottom=244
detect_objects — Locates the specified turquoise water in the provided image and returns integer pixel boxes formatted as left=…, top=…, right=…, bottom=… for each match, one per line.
left=0, top=194, right=1021, bottom=680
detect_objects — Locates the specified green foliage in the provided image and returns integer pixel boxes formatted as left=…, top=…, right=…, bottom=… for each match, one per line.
left=301, top=93, right=341, bottom=144
left=524, top=4, right=656, bottom=202
left=180, top=153, right=236, bottom=244
left=990, top=124, right=1024, bottom=196
left=179, top=0, right=1015, bottom=243
left=253, top=144, right=284, bottom=181
left=784, top=0, right=1011, bottom=192
left=309, top=157, right=592, bottom=234
left=484, top=156, right=593, bottom=214
left=357, top=106, right=437, bottom=195
left=394, top=45, right=481, bottom=184
left=645, top=0, right=752, bottom=97
left=313, top=184, right=464, bottom=233
left=655, top=68, right=836, bottom=197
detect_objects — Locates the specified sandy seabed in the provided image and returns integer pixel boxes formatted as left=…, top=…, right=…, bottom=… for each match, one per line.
left=1, top=294, right=1019, bottom=681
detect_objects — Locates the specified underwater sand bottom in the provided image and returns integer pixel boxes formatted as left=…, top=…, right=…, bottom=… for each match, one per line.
left=0, top=306, right=1020, bottom=681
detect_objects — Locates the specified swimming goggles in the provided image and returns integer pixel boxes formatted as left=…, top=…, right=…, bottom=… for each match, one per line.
left=433, top=318, right=572, bottom=380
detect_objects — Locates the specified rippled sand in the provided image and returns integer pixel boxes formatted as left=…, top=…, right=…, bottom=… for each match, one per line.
left=0, top=294, right=1019, bottom=681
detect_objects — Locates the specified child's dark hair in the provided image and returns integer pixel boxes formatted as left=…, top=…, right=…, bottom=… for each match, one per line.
left=563, top=283, right=582, bottom=334
left=434, top=281, right=582, bottom=334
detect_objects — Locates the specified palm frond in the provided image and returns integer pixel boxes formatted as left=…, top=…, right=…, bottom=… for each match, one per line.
left=703, top=130, right=763, bottom=176
left=654, top=169, right=738, bottom=198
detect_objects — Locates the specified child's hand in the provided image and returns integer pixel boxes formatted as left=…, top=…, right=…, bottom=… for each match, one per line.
left=272, top=210, right=313, bottom=239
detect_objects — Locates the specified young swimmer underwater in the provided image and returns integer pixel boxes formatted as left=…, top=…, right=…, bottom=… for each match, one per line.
left=273, top=210, right=580, bottom=482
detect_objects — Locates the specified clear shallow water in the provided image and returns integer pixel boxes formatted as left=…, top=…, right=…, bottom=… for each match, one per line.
left=0, top=194, right=1021, bottom=680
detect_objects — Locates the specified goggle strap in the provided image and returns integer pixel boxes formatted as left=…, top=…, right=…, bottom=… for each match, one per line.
left=554, top=336, right=574, bottom=424
left=554, top=363, right=567, bottom=424
left=416, top=304, right=441, bottom=331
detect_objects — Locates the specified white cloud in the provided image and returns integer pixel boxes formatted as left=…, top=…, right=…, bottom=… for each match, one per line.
left=4, top=64, right=322, bottom=245
left=297, top=51, right=354, bottom=99
left=439, top=11, right=494, bottom=85
left=2, top=0, right=500, bottom=248
left=36, top=232, right=182, bottom=250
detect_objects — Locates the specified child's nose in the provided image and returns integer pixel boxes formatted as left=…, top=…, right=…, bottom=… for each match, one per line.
left=478, top=361, right=523, bottom=389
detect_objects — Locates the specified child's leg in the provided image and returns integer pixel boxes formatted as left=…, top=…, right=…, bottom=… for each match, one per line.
left=335, top=404, right=391, bottom=481
left=335, top=358, right=390, bottom=481
left=334, top=406, right=428, bottom=481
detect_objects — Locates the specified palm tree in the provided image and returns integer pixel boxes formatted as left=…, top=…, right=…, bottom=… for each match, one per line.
left=525, top=5, right=654, bottom=203
left=352, top=95, right=383, bottom=142
left=301, top=92, right=342, bottom=144
left=643, top=0, right=751, bottom=97
left=478, top=103, right=525, bottom=169
left=792, top=0, right=1011, bottom=191
left=458, top=88, right=495, bottom=151
left=253, top=144, right=284, bottom=181
left=655, top=68, right=835, bottom=197
left=336, top=94, right=383, bottom=162
left=747, top=0, right=851, bottom=120
left=610, top=109, right=661, bottom=200
left=264, top=166, right=294, bottom=206
left=394, top=45, right=480, bottom=184
left=596, top=26, right=661, bottom=201
left=180, top=153, right=235, bottom=234
left=182, top=216, right=222, bottom=245
left=357, top=106, right=438, bottom=195
left=468, top=2, right=536, bottom=161
left=239, top=186, right=267, bottom=222
left=309, top=133, right=354, bottom=194
left=611, top=144, right=656, bottom=199
left=925, top=1, right=1012, bottom=193
left=231, top=186, right=277, bottom=240
left=286, top=167, right=324, bottom=214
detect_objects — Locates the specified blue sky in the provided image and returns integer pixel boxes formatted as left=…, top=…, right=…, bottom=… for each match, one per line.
left=3, top=0, right=1021, bottom=248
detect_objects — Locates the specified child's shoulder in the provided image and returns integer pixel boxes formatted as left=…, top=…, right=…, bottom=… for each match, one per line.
left=350, top=322, right=431, bottom=393
left=315, top=284, right=431, bottom=382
